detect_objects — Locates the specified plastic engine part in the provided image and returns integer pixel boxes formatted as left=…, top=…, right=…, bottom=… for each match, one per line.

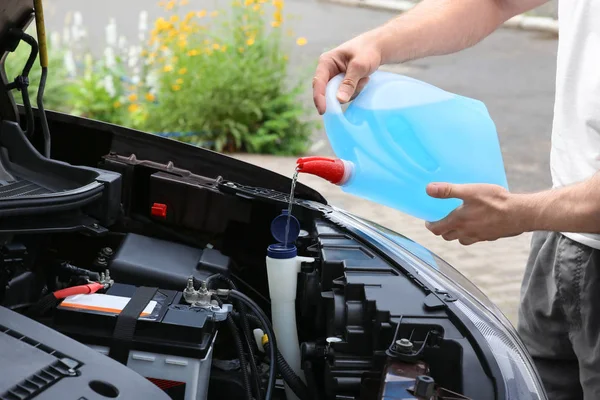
left=109, top=233, right=231, bottom=290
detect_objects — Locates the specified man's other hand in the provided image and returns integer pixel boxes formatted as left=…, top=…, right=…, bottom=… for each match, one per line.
left=425, top=182, right=529, bottom=245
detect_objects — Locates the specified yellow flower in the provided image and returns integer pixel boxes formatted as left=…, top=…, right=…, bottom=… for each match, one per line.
left=128, top=94, right=138, bottom=102
left=253, top=4, right=260, bottom=11
left=246, top=37, right=255, bottom=46
left=165, top=0, right=176, bottom=10
left=187, top=49, right=199, bottom=56
left=160, top=45, right=169, bottom=51
left=273, top=0, right=284, bottom=9
left=145, top=93, right=156, bottom=102
left=274, top=10, right=283, bottom=23
left=296, top=37, right=307, bottom=46
left=158, top=0, right=166, bottom=6
left=169, top=15, right=179, bottom=23
left=141, top=49, right=148, bottom=57
left=176, top=78, right=184, bottom=85
left=271, top=21, right=281, bottom=28
left=283, top=55, right=288, bottom=61
left=163, top=65, right=173, bottom=72
left=203, top=39, right=210, bottom=45
left=172, top=84, right=181, bottom=91
left=244, top=0, right=254, bottom=5
left=197, top=10, right=207, bottom=18
left=212, top=43, right=221, bottom=50
left=238, top=47, right=245, bottom=53
left=233, top=0, right=242, bottom=6
left=178, top=40, right=187, bottom=48
left=128, top=104, right=140, bottom=113
left=155, top=17, right=171, bottom=32
left=210, top=10, right=219, bottom=17
left=221, top=45, right=228, bottom=52
left=185, top=11, right=196, bottom=21
left=180, top=0, right=189, bottom=4
left=178, top=67, right=188, bottom=75
left=113, top=101, right=122, bottom=109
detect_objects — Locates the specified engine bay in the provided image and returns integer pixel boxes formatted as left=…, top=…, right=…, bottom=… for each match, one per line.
left=0, top=150, right=499, bottom=400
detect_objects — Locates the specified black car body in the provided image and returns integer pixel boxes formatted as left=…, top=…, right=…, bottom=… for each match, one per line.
left=0, top=2, right=546, bottom=399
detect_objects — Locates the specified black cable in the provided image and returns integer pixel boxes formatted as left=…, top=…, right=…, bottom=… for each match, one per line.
left=263, top=341, right=310, bottom=400
left=16, top=33, right=38, bottom=138
left=213, top=295, right=252, bottom=400
left=206, top=275, right=262, bottom=398
left=231, top=311, right=311, bottom=400
left=302, top=360, right=320, bottom=400
left=37, top=68, right=51, bottom=157
left=229, top=290, right=277, bottom=400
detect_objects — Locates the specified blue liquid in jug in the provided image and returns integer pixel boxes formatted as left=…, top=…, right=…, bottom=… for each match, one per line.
left=324, top=94, right=508, bottom=222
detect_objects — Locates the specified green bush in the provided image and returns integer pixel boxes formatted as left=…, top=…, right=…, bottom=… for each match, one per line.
left=133, top=0, right=316, bottom=154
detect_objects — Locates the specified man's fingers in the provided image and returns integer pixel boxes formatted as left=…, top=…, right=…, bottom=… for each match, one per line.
left=426, top=182, right=474, bottom=200
left=441, top=230, right=459, bottom=241
left=337, top=61, right=368, bottom=104
left=425, top=218, right=452, bottom=236
left=313, top=56, right=339, bottom=115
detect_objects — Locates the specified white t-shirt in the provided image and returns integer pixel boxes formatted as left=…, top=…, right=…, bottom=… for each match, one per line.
left=550, top=0, right=600, bottom=249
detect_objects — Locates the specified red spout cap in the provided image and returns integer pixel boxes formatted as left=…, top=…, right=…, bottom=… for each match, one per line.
left=296, top=156, right=353, bottom=185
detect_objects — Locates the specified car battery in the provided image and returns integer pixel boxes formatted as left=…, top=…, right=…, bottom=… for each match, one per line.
left=50, top=283, right=227, bottom=400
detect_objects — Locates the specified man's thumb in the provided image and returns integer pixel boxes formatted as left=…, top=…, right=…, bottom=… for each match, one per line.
left=337, top=63, right=366, bottom=103
left=426, top=182, right=463, bottom=199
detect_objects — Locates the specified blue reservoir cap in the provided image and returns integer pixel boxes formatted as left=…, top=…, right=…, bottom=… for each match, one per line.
left=270, top=210, right=300, bottom=245
left=267, top=243, right=297, bottom=259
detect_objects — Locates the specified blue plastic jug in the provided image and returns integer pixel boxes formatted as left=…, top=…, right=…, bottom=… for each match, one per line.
left=297, top=70, right=508, bottom=222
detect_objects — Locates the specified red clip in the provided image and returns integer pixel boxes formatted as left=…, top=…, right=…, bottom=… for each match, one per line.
left=151, top=203, right=167, bottom=218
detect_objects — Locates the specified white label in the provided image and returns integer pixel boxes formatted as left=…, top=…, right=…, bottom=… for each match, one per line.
left=59, top=293, right=157, bottom=317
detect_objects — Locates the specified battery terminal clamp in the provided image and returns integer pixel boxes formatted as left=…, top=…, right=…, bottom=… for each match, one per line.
left=182, top=277, right=231, bottom=321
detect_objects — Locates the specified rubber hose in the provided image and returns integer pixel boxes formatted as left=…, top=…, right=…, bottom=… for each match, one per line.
left=19, top=33, right=38, bottom=138
left=263, top=341, right=310, bottom=400
left=205, top=275, right=262, bottom=397
left=229, top=290, right=277, bottom=400
left=302, top=360, right=320, bottom=400
left=232, top=312, right=311, bottom=399
left=227, top=314, right=253, bottom=400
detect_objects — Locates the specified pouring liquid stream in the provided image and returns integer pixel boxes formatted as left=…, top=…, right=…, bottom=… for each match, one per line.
left=284, top=169, right=299, bottom=247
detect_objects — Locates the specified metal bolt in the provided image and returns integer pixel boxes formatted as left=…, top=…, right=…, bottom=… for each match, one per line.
left=186, top=276, right=194, bottom=291
left=105, top=269, right=111, bottom=280
left=67, top=368, right=76, bottom=376
left=395, top=338, right=413, bottom=353
left=100, top=272, right=105, bottom=283
left=101, top=247, right=114, bottom=257
left=92, top=223, right=99, bottom=229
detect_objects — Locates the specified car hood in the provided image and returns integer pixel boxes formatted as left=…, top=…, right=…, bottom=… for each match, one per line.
left=0, top=0, right=34, bottom=123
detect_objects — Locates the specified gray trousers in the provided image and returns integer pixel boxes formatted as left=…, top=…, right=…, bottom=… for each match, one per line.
left=518, top=231, right=600, bottom=400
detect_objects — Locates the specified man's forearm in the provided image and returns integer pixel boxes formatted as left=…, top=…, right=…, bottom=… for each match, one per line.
left=515, top=173, right=600, bottom=234
left=370, top=0, right=547, bottom=65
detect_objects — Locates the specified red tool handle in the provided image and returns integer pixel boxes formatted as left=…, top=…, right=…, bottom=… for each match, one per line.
left=53, top=282, right=104, bottom=299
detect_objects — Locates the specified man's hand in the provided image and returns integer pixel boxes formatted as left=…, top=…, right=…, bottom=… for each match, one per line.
left=312, top=33, right=382, bottom=115
left=425, top=182, right=530, bottom=245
